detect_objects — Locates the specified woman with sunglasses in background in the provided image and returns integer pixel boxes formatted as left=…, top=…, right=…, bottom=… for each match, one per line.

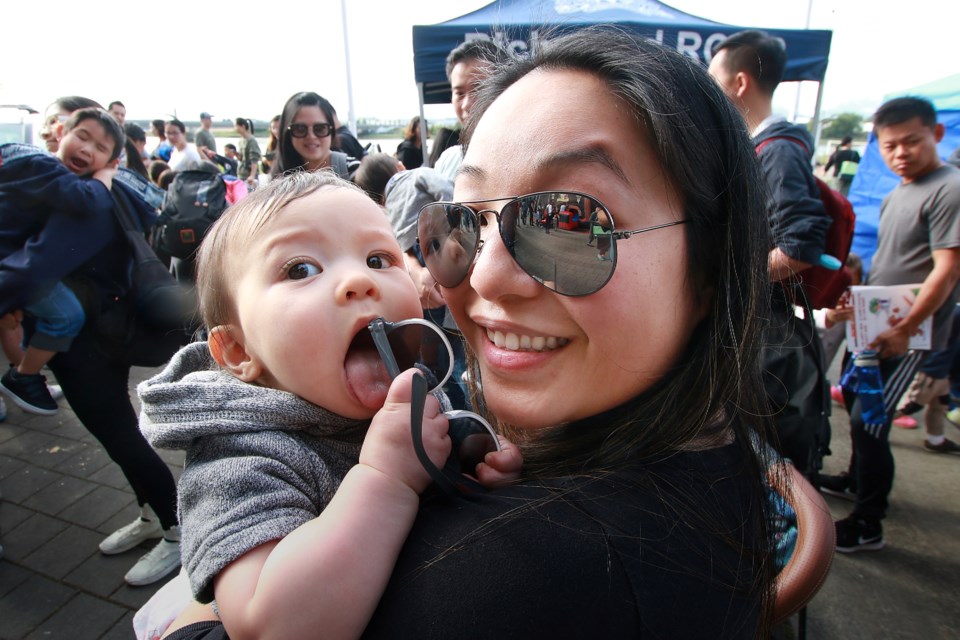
left=269, top=92, right=359, bottom=181
left=160, top=27, right=779, bottom=639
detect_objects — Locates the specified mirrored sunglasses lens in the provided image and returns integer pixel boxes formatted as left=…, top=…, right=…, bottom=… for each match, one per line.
left=386, top=323, right=452, bottom=390
left=448, top=415, right=499, bottom=472
left=418, top=204, right=478, bottom=288
left=502, top=193, right=615, bottom=296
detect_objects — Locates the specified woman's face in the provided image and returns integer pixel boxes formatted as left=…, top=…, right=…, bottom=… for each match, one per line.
left=39, top=104, right=70, bottom=153
left=289, top=105, right=332, bottom=170
left=270, top=118, right=280, bottom=139
left=443, top=68, right=704, bottom=430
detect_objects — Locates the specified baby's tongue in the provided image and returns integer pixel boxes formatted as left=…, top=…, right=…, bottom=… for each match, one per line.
left=344, top=345, right=392, bottom=410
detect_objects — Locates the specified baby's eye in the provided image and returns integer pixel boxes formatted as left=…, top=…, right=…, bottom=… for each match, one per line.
left=366, top=254, right=394, bottom=270
left=285, top=261, right=321, bottom=280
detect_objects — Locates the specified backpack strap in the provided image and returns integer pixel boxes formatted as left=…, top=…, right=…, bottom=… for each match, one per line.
left=755, top=136, right=809, bottom=156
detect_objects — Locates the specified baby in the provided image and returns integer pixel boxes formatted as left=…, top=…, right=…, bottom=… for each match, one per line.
left=138, top=171, right=520, bottom=638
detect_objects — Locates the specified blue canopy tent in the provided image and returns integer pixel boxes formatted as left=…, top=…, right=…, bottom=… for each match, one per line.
left=413, top=0, right=832, bottom=105
left=847, top=73, right=960, bottom=275
left=412, top=0, right=833, bottom=160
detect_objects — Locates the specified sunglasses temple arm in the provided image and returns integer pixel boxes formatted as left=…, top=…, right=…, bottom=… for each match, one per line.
left=368, top=318, right=401, bottom=379
left=410, top=373, right=461, bottom=498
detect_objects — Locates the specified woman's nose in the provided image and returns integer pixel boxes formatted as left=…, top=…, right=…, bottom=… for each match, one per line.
left=469, top=222, right=540, bottom=301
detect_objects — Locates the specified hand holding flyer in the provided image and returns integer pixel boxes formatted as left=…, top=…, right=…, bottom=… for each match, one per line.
left=845, top=284, right=931, bottom=352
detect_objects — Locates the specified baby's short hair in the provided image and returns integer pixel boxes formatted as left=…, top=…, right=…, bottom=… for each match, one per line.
left=63, top=108, right=125, bottom=161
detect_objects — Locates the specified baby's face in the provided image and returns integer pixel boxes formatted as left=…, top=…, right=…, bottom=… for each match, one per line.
left=57, top=119, right=115, bottom=175
left=229, top=187, right=423, bottom=418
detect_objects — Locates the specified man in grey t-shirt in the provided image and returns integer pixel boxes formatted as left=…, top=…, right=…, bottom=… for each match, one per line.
left=195, top=112, right=217, bottom=154
left=828, top=97, right=960, bottom=554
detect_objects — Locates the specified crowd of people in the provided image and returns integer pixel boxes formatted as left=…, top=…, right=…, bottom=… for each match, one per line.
left=0, top=24, right=957, bottom=640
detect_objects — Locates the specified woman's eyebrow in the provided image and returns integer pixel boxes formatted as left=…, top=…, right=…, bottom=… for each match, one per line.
left=457, top=145, right=629, bottom=187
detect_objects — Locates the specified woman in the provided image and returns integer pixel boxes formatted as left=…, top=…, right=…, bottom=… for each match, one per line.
left=165, top=27, right=777, bottom=638
left=395, top=115, right=424, bottom=170
left=268, top=92, right=356, bottom=180
left=234, top=117, right=261, bottom=188
left=14, top=97, right=182, bottom=588
left=122, top=123, right=150, bottom=179
left=150, top=119, right=173, bottom=162
left=165, top=119, right=202, bottom=172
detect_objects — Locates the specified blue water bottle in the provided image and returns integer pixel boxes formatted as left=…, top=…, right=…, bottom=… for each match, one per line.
left=841, top=349, right=886, bottom=437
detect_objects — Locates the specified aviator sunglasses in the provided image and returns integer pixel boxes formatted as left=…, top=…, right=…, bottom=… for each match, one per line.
left=417, top=191, right=688, bottom=297
left=367, top=318, right=501, bottom=497
left=287, top=122, right=334, bottom=138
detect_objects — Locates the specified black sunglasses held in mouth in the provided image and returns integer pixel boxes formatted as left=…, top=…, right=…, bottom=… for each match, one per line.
left=367, top=318, right=501, bottom=497
left=417, top=190, right=688, bottom=297
left=287, top=122, right=334, bottom=138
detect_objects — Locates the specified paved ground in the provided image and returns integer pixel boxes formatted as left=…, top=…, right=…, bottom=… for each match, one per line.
left=0, top=357, right=957, bottom=639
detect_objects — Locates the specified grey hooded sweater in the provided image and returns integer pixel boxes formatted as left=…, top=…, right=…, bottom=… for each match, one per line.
left=138, top=342, right=368, bottom=603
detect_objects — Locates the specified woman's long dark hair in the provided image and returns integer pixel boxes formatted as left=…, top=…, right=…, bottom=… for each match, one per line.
left=123, top=123, right=149, bottom=179
left=460, top=26, right=776, bottom=631
left=270, top=92, right=338, bottom=178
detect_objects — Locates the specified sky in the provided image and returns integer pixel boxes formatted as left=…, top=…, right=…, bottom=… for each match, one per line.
left=2, top=0, right=957, bottom=128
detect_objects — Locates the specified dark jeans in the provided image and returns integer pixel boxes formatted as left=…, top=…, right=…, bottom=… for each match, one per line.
left=48, top=327, right=178, bottom=529
left=842, top=350, right=924, bottom=522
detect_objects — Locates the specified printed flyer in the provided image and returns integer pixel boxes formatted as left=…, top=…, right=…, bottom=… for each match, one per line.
left=846, top=284, right=931, bottom=352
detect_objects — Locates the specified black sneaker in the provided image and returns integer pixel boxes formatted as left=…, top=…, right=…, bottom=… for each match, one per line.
left=0, top=367, right=59, bottom=415
left=818, top=472, right=857, bottom=501
left=835, top=515, right=884, bottom=553
left=924, top=438, right=960, bottom=454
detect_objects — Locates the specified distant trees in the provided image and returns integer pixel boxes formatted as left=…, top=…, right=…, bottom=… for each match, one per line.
left=820, top=113, right=865, bottom=140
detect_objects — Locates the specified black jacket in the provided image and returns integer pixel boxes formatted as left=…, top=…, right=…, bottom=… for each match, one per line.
left=754, top=120, right=830, bottom=266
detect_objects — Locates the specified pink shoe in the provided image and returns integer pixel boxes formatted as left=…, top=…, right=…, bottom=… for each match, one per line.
left=830, top=385, right=844, bottom=405
left=893, top=415, right=918, bottom=429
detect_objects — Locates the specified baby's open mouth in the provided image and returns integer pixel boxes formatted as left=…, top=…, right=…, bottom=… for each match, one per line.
left=344, top=326, right=390, bottom=409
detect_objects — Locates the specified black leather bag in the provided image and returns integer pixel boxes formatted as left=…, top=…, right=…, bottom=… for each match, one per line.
left=92, top=189, right=193, bottom=367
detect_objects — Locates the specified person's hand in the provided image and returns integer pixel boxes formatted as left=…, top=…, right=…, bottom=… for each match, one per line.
left=201, top=147, right=215, bottom=159
left=360, top=369, right=451, bottom=494
left=473, top=436, right=523, bottom=489
left=0, top=310, right=23, bottom=330
left=824, top=302, right=854, bottom=328
left=93, top=167, right=117, bottom=189
left=869, top=324, right=911, bottom=359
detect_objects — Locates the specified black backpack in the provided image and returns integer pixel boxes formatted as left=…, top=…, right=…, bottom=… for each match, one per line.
left=155, top=168, right=229, bottom=259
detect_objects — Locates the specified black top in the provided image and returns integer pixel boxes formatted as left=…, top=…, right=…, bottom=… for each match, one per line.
left=396, top=139, right=424, bottom=170
left=166, top=442, right=764, bottom=640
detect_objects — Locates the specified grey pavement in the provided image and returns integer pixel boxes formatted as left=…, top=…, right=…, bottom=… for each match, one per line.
left=0, top=357, right=958, bottom=639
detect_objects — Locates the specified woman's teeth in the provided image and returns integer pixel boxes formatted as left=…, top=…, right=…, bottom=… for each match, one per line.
left=486, top=329, right=568, bottom=351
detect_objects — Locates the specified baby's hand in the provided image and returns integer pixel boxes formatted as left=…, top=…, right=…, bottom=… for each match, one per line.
left=93, top=167, right=116, bottom=189
left=359, top=369, right=451, bottom=494
left=473, top=436, right=523, bottom=489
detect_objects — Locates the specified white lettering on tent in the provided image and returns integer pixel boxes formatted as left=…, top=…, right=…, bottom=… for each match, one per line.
left=703, top=33, right=726, bottom=63
left=676, top=30, right=702, bottom=60
left=465, top=31, right=538, bottom=59
left=555, top=0, right=673, bottom=18
left=650, top=29, right=664, bottom=44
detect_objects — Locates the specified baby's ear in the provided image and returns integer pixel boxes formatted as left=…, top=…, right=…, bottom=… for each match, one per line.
left=208, top=325, right=262, bottom=382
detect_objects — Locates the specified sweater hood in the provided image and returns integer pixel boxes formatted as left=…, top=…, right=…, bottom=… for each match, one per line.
left=754, top=120, right=816, bottom=161
left=139, top=341, right=368, bottom=450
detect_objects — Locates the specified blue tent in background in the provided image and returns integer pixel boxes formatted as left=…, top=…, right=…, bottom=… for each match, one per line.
left=412, top=0, right=833, bottom=104
left=847, top=73, right=960, bottom=276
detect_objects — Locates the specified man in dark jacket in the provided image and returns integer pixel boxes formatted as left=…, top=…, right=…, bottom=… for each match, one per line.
left=709, top=30, right=832, bottom=477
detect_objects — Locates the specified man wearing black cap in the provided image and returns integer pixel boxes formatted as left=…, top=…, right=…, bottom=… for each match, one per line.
left=196, top=112, right=216, bottom=154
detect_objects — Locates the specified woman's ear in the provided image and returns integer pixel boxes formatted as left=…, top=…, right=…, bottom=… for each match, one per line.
left=208, top=325, right=262, bottom=382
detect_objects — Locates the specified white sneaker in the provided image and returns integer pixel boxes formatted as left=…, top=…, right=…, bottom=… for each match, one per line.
left=100, top=514, right=164, bottom=555
left=124, top=537, right=182, bottom=586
